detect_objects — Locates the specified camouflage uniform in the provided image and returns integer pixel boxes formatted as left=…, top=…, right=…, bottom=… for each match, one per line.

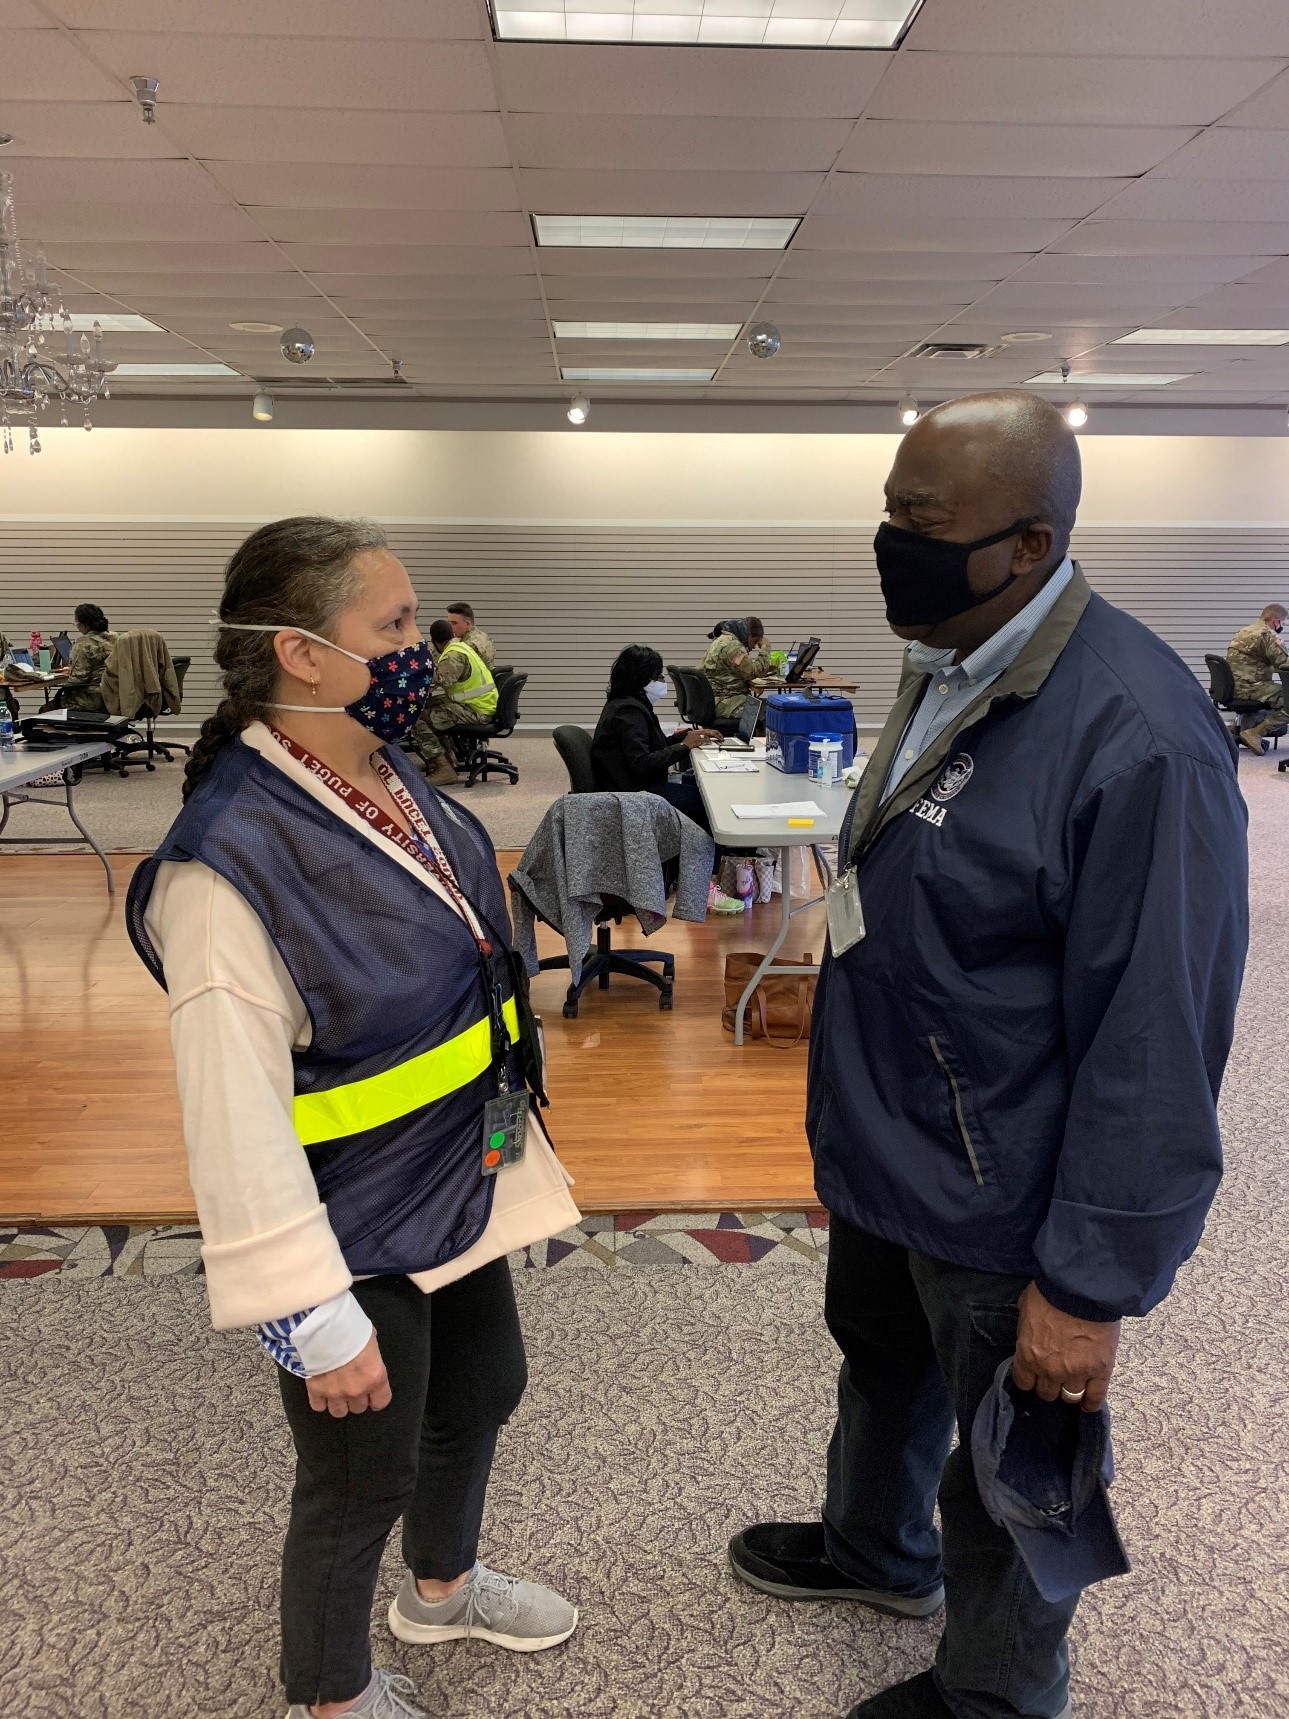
left=1226, top=619, right=1289, bottom=710
left=700, top=631, right=772, bottom=720
left=410, top=645, right=493, bottom=767
left=462, top=624, right=496, bottom=667
left=63, top=630, right=118, bottom=712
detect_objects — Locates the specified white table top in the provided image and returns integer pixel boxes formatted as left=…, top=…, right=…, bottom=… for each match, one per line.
left=0, top=740, right=111, bottom=792
left=691, top=744, right=856, bottom=846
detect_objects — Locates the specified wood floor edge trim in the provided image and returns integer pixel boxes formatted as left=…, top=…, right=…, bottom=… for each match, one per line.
left=3, top=1196, right=822, bottom=1227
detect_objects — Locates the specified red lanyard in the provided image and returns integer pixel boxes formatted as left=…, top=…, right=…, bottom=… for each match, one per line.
left=267, top=727, right=493, bottom=958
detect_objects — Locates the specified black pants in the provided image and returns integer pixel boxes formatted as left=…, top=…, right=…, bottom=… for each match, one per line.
left=275, top=1260, right=528, bottom=1707
left=823, top=1215, right=1078, bottom=1719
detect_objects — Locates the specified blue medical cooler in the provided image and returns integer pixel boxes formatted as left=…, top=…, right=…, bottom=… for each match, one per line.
left=764, top=692, right=856, bottom=774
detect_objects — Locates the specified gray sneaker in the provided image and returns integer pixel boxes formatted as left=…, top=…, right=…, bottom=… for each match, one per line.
left=387, top=1563, right=578, bottom=1653
left=284, top=1668, right=426, bottom=1718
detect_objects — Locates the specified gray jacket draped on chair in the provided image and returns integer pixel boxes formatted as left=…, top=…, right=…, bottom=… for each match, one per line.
left=508, top=791, right=714, bottom=983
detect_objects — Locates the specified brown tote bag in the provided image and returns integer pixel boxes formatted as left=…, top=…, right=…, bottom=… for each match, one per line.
left=721, top=951, right=817, bottom=1048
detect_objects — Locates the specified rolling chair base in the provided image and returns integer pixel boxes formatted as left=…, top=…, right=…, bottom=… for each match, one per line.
left=539, top=922, right=675, bottom=1018
left=447, top=732, right=520, bottom=787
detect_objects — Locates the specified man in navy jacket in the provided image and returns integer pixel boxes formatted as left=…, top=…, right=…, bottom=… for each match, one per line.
left=729, top=393, right=1248, bottom=1719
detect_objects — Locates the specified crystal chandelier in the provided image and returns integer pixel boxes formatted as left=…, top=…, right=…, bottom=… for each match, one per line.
left=1, top=170, right=112, bottom=454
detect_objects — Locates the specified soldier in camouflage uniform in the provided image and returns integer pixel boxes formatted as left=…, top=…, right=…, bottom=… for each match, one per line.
left=63, top=603, right=119, bottom=713
left=700, top=616, right=772, bottom=721
left=1226, top=602, right=1288, bottom=753
left=410, top=618, right=498, bottom=785
left=446, top=601, right=496, bottom=668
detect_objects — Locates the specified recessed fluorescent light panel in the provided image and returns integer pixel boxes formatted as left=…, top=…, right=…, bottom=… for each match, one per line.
left=494, top=0, right=922, bottom=46
left=1115, top=328, right=1289, bottom=346
left=111, top=363, right=241, bottom=377
left=561, top=367, right=716, bottom=382
left=554, top=321, right=741, bottom=341
left=534, top=215, right=798, bottom=250
left=1027, top=371, right=1192, bottom=387
left=66, top=313, right=164, bottom=333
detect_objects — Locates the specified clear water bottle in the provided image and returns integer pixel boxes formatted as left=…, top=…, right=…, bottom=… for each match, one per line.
left=0, top=703, right=15, bottom=751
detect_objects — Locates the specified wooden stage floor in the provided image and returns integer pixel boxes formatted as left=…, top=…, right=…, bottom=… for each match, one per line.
left=0, top=853, right=819, bottom=1222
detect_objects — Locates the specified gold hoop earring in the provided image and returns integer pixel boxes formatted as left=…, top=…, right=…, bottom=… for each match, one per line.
left=310, top=680, right=319, bottom=699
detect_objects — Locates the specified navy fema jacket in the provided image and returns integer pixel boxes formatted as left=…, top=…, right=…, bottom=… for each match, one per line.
left=808, top=565, right=1249, bottom=1321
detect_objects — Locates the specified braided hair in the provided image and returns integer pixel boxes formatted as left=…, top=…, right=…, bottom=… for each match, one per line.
left=183, top=516, right=387, bottom=802
left=74, top=602, right=111, bottom=633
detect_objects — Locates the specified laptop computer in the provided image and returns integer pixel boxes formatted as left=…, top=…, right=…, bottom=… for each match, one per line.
left=721, top=694, right=763, bottom=750
left=785, top=636, right=821, bottom=682
left=51, top=632, right=73, bottom=666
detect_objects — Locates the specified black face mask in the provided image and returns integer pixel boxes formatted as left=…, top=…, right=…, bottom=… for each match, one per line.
left=875, top=518, right=1037, bottom=628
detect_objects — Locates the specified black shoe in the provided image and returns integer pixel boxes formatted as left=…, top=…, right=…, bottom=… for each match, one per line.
left=846, top=1671, right=953, bottom=1718
left=728, top=1522, right=944, bottom=1618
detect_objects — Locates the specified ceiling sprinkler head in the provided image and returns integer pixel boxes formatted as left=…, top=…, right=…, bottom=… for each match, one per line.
left=747, top=321, right=781, bottom=360
left=130, top=76, right=160, bottom=124
left=280, top=326, right=315, bottom=364
left=392, top=356, right=403, bottom=380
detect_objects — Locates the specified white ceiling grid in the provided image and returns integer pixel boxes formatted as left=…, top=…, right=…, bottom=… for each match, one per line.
left=2, top=0, right=1289, bottom=405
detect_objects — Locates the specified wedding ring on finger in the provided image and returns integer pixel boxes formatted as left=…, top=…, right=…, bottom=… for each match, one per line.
left=1060, top=1385, right=1087, bottom=1404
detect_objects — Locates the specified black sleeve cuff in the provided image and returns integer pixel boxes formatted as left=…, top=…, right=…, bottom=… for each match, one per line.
left=1033, top=1275, right=1122, bottom=1323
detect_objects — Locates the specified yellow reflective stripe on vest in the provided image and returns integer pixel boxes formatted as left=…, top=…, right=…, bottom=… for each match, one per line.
left=293, top=994, right=520, bottom=1147
left=442, top=641, right=497, bottom=704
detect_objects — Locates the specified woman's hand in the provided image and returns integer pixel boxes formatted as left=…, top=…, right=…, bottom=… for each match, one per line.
left=305, top=1331, right=392, bottom=1417
left=683, top=727, right=721, bottom=749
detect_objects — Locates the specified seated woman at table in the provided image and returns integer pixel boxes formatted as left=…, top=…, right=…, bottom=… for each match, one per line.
left=590, top=645, right=744, bottom=913
left=62, top=604, right=119, bottom=713
left=699, top=617, right=771, bottom=722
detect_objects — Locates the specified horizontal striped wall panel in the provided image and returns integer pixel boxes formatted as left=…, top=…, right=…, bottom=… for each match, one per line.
left=1, top=521, right=1284, bottom=727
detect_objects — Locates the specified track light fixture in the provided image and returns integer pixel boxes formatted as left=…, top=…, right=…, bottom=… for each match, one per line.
left=252, top=390, right=274, bottom=423
left=898, top=394, right=919, bottom=427
left=567, top=394, right=590, bottom=425
left=1065, top=400, right=1089, bottom=429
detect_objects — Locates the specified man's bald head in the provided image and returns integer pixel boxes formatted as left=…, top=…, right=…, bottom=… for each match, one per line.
left=902, top=391, right=1083, bottom=559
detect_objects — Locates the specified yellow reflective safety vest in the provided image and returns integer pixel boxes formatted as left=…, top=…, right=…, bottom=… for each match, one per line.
left=440, top=639, right=498, bottom=717
left=126, top=735, right=526, bottom=1277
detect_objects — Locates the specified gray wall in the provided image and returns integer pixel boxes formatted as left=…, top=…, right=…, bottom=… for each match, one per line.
left=2, top=520, right=1285, bottom=728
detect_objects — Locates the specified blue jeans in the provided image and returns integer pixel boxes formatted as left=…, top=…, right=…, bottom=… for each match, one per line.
left=823, top=1215, right=1078, bottom=1719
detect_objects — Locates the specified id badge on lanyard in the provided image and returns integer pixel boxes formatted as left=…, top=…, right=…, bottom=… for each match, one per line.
left=825, top=866, right=866, bottom=957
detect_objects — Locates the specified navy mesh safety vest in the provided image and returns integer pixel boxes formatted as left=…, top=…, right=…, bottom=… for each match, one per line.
left=127, top=736, right=523, bottom=1277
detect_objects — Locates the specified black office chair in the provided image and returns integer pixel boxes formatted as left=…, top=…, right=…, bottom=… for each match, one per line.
left=444, top=671, right=526, bottom=787
left=1205, top=653, right=1285, bottom=751
left=537, top=725, right=675, bottom=1018
left=493, top=664, right=515, bottom=688
left=670, top=665, right=739, bottom=736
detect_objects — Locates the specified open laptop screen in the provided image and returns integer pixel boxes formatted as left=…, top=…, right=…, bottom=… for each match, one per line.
left=736, top=695, right=762, bottom=744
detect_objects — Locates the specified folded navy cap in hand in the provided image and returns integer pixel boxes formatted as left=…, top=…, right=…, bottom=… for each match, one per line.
left=971, top=1358, right=1131, bottom=1604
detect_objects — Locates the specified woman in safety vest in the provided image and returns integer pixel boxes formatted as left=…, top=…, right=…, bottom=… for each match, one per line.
left=127, top=517, right=580, bottom=1719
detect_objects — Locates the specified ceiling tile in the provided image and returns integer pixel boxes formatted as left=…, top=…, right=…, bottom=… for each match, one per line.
left=72, top=272, right=329, bottom=298
left=161, top=108, right=510, bottom=167
left=792, top=216, right=1075, bottom=252
left=0, top=30, right=124, bottom=101
left=254, top=209, right=530, bottom=245
left=0, top=158, right=229, bottom=203
left=76, top=33, right=498, bottom=111
left=109, top=295, right=324, bottom=319
left=46, top=0, right=483, bottom=37
left=340, top=303, right=549, bottom=325
left=1147, top=127, right=1289, bottom=178
left=906, top=0, right=1289, bottom=57
left=541, top=298, right=756, bottom=322
left=766, top=281, right=972, bottom=311
left=836, top=120, right=1200, bottom=178
left=41, top=240, right=292, bottom=273
left=1055, top=219, right=1289, bottom=254
left=864, top=53, right=1282, bottom=126
left=19, top=201, right=264, bottom=242
left=964, top=282, right=1200, bottom=321
left=201, top=163, right=519, bottom=212
left=510, top=115, right=853, bottom=173
left=779, top=251, right=1012, bottom=283
left=774, top=276, right=995, bottom=303
left=813, top=175, right=1123, bottom=221
left=0, top=1, right=51, bottom=21
left=495, top=43, right=889, bottom=117
left=541, top=277, right=766, bottom=304
left=0, top=101, right=182, bottom=157
left=1100, top=177, right=1289, bottom=222
left=1219, top=64, right=1289, bottom=126
left=308, top=273, right=542, bottom=300
left=518, top=168, right=823, bottom=216
left=1010, top=253, right=1268, bottom=285
left=281, top=244, right=536, bottom=276
left=779, top=249, right=1025, bottom=280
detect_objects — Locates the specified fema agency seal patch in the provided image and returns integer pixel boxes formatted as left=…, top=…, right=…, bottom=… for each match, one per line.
left=930, top=753, right=974, bottom=803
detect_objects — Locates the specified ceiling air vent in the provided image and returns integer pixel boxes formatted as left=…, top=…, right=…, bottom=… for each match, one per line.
left=907, top=340, right=995, bottom=361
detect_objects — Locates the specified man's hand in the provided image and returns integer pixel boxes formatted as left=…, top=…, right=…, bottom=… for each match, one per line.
left=1013, top=1282, right=1120, bottom=1413
left=305, top=1331, right=392, bottom=1418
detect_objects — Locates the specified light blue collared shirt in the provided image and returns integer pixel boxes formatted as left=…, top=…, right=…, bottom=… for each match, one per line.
left=881, top=557, right=1074, bottom=802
